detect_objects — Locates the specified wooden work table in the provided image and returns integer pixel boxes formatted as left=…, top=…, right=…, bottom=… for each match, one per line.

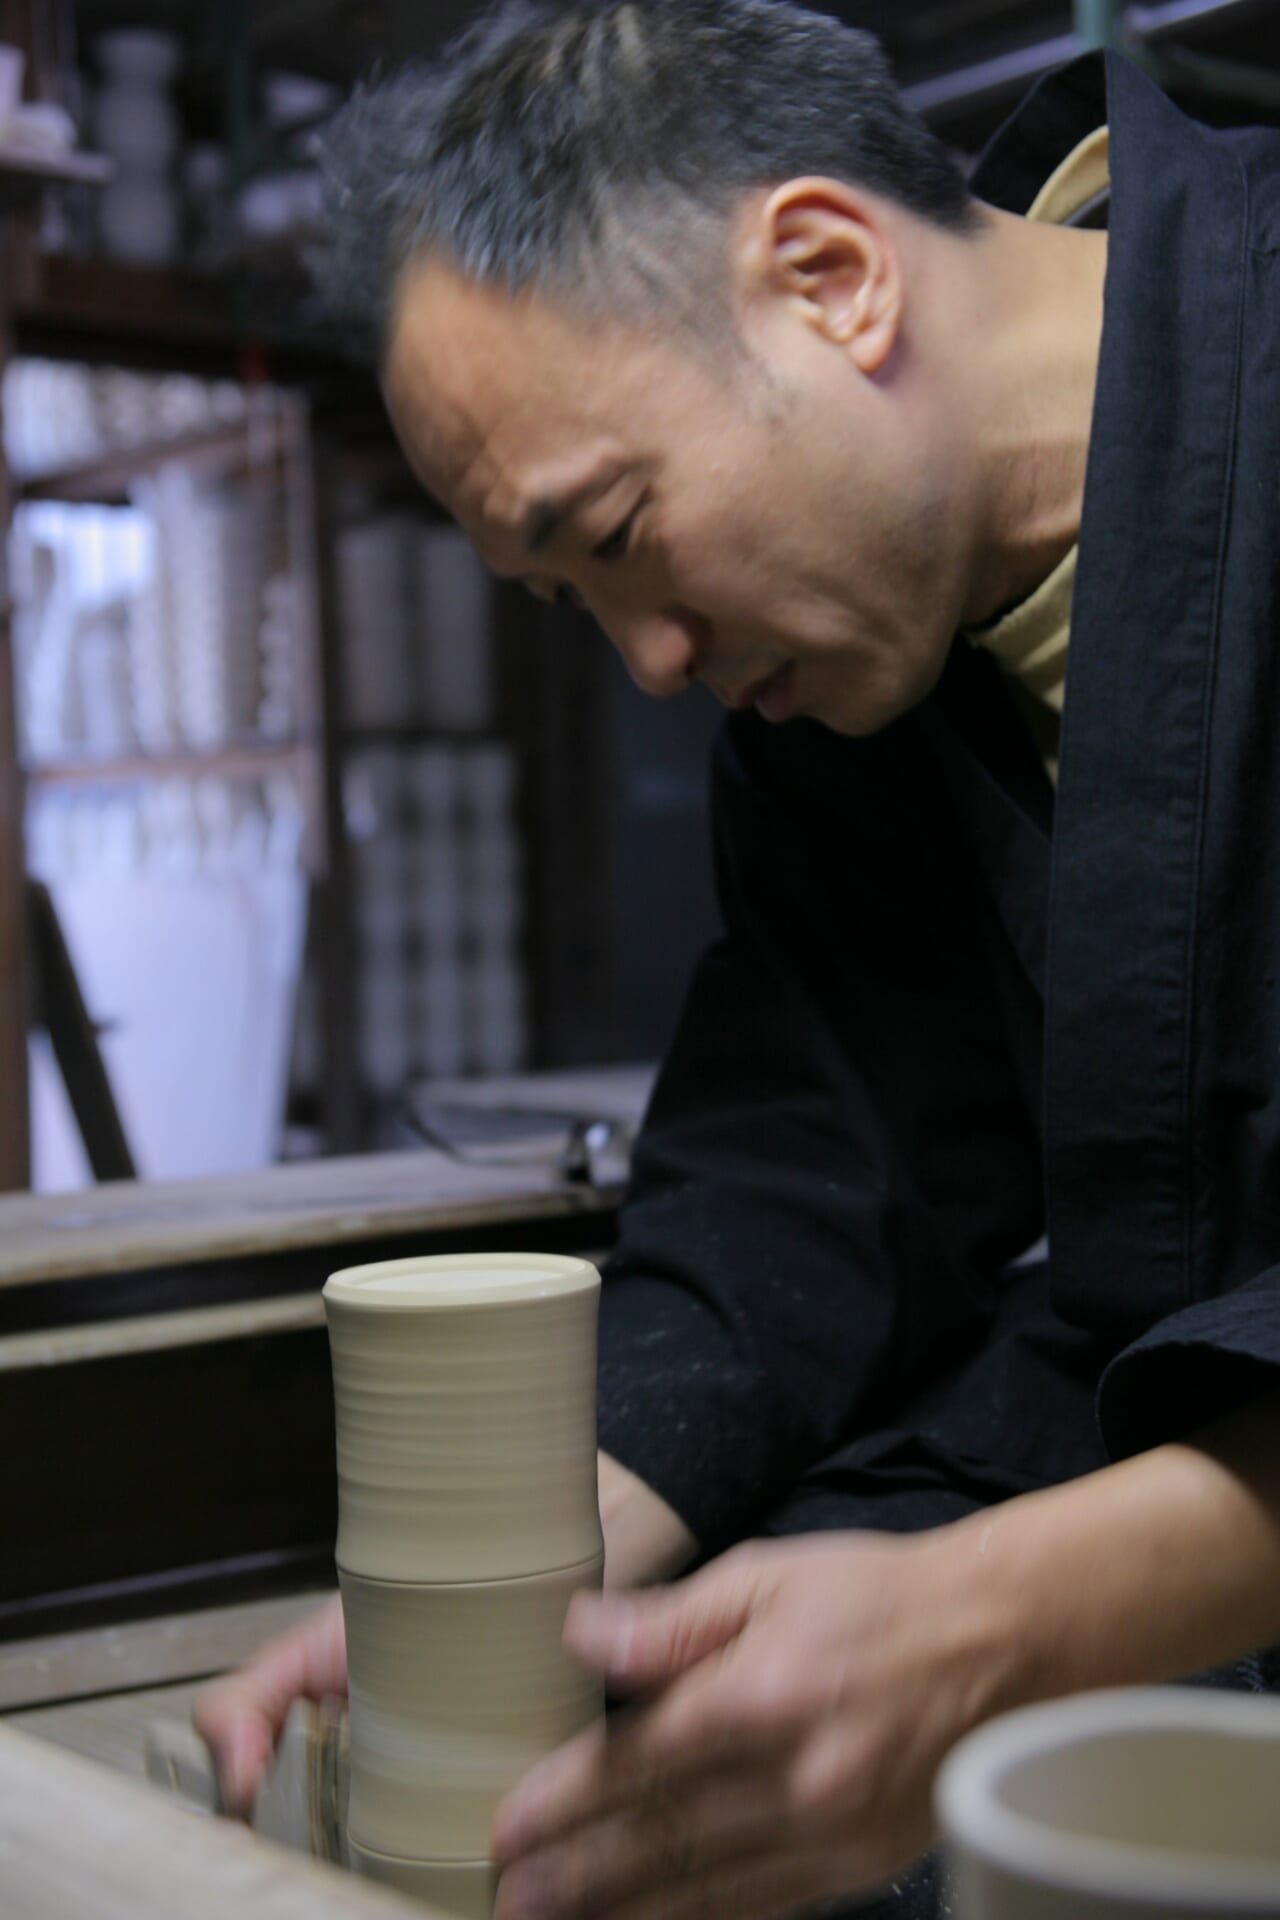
left=0, top=1066, right=653, bottom=1917
left=0, top=1065, right=653, bottom=1299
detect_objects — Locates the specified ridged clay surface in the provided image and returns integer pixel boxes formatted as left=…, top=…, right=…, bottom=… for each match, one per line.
left=349, top=1840, right=495, bottom=1919
left=342, top=1558, right=604, bottom=1861
left=324, top=1255, right=603, bottom=1584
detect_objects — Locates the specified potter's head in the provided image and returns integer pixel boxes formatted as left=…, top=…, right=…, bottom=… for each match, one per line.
left=320, top=0, right=997, bottom=735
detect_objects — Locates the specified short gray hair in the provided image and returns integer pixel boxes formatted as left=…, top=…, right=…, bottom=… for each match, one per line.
left=317, top=0, right=976, bottom=361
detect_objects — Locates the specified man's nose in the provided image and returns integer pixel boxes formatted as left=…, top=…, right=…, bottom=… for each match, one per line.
left=607, top=608, right=701, bottom=699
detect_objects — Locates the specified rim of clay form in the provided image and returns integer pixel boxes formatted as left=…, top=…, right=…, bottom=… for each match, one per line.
left=351, top=1842, right=491, bottom=1870
left=325, top=1253, right=600, bottom=1311
left=937, top=1687, right=1280, bottom=1909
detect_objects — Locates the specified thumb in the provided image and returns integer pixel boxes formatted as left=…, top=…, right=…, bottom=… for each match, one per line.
left=564, top=1559, right=757, bottom=1694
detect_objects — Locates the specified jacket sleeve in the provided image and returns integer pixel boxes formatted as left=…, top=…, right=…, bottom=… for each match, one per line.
left=1097, top=1273, right=1280, bottom=1458
left=596, top=711, right=1046, bottom=1554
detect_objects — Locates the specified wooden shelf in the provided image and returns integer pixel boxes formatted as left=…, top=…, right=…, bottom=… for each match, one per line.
left=17, top=416, right=287, bottom=506
left=24, top=742, right=315, bottom=789
left=12, top=251, right=352, bottom=379
left=0, top=147, right=111, bottom=210
left=14, top=252, right=236, bottom=360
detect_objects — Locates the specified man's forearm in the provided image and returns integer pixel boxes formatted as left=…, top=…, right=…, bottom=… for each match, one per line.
left=953, top=1391, right=1280, bottom=1709
left=599, top=1450, right=699, bottom=1589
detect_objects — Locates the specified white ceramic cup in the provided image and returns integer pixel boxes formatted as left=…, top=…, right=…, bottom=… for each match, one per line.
left=937, top=1686, right=1280, bottom=1919
left=341, top=1558, right=604, bottom=1861
left=323, top=1254, right=605, bottom=1583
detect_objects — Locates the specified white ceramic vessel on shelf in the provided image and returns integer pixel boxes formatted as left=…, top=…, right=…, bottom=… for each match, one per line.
left=95, top=28, right=181, bottom=85
left=99, top=178, right=180, bottom=266
left=91, top=81, right=179, bottom=170
left=937, top=1687, right=1280, bottom=1919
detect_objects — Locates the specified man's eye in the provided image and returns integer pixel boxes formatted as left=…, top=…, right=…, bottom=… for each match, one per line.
left=592, top=510, right=637, bottom=563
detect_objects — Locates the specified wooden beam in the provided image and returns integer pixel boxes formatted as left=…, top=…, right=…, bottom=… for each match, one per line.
left=0, top=1722, right=436, bottom=1919
left=0, top=1591, right=331, bottom=1714
left=0, top=221, right=31, bottom=1191
left=0, top=1145, right=610, bottom=1290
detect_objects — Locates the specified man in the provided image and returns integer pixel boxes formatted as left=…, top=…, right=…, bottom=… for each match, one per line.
left=197, top=5, right=1280, bottom=1916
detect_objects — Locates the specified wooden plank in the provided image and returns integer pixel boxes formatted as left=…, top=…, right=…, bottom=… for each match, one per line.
left=14, top=250, right=237, bottom=350
left=0, top=147, right=112, bottom=196
left=0, top=1592, right=332, bottom=1715
left=17, top=416, right=281, bottom=506
left=0, top=1307, right=339, bottom=1623
left=25, top=743, right=312, bottom=790
left=0, top=1291, right=326, bottom=1374
left=0, top=1138, right=615, bottom=1290
left=0, top=1722, right=437, bottom=1920
left=413, top=1065, right=655, bottom=1120
left=7, top=1677, right=205, bottom=1776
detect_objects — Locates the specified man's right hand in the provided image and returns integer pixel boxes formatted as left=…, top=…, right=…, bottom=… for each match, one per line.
left=194, top=1590, right=348, bottom=1817
left=193, top=1453, right=696, bottom=1815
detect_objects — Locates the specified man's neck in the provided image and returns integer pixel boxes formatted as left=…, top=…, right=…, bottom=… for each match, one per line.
left=948, top=205, right=1108, bottom=627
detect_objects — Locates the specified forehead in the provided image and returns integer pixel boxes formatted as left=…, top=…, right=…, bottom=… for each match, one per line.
left=383, top=258, right=651, bottom=558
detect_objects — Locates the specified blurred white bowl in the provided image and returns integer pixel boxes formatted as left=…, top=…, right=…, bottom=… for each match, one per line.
left=938, top=1687, right=1280, bottom=1919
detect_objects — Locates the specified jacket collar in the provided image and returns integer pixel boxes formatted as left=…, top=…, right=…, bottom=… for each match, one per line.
left=969, top=51, right=1109, bottom=215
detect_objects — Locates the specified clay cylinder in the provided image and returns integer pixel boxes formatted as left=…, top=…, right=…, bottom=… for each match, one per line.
left=323, top=1254, right=606, bottom=1917
left=324, top=1254, right=604, bottom=1583
left=341, top=1559, right=603, bottom=1860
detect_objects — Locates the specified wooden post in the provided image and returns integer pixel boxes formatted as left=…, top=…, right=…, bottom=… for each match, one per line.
left=0, top=220, right=32, bottom=1191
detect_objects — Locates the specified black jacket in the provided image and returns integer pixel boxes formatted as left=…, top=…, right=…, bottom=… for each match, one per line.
left=597, top=53, right=1280, bottom=1555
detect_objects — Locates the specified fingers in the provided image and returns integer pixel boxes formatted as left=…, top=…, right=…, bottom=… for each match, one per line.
left=494, top=1761, right=792, bottom=1920
left=493, top=1642, right=792, bottom=1867
left=564, top=1552, right=760, bottom=1694
left=499, top=1827, right=857, bottom=1920
left=192, top=1594, right=347, bottom=1816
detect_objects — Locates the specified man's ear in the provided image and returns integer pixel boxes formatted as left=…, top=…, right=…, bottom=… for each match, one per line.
left=745, top=177, right=902, bottom=374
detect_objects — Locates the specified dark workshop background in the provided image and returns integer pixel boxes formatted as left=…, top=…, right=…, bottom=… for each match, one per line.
left=0, top=0, right=1276, bottom=1193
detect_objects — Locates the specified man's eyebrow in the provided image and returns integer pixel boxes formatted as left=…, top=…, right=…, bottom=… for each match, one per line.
left=521, top=467, right=625, bottom=556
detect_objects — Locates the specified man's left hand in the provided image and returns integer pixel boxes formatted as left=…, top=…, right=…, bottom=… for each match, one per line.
left=491, top=1530, right=1018, bottom=1920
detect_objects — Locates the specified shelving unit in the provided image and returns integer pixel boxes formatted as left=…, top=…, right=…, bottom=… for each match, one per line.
left=6, top=0, right=1264, bottom=1195
left=7, top=373, right=349, bottom=1171
left=0, top=144, right=111, bottom=205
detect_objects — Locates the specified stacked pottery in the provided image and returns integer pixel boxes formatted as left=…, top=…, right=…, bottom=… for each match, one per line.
left=93, top=31, right=183, bottom=267
left=322, top=1254, right=606, bottom=1920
